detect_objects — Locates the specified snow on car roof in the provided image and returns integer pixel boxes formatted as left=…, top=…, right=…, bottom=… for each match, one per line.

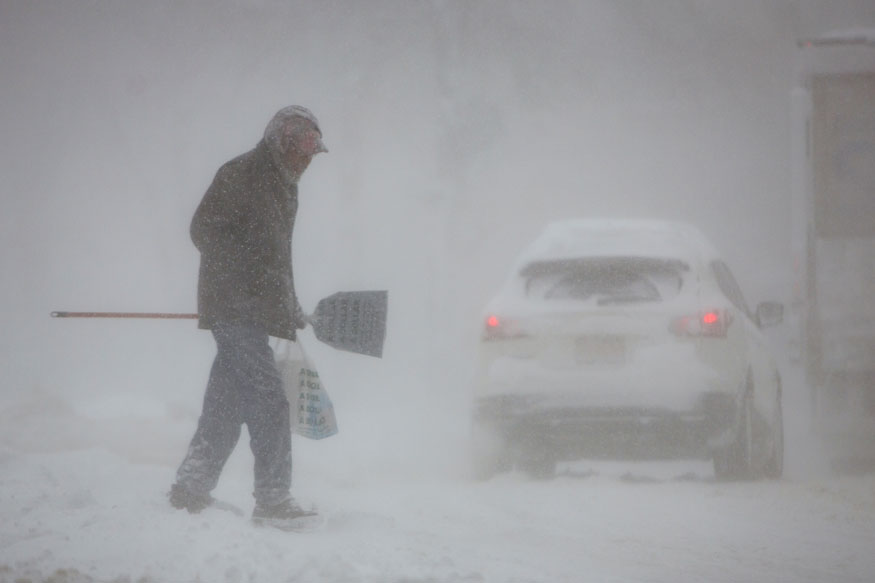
left=514, top=218, right=719, bottom=270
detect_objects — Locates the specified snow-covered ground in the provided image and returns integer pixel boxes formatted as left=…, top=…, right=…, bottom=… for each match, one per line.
left=2, top=360, right=874, bottom=583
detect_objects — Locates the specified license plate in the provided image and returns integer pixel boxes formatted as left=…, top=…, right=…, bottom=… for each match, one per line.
left=575, top=335, right=625, bottom=365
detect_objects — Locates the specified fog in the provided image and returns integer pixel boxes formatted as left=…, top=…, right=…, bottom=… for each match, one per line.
left=0, top=0, right=840, bottom=408
left=2, top=1, right=875, bottom=581
left=0, top=0, right=871, bottom=494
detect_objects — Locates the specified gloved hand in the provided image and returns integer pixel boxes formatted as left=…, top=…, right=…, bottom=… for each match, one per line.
left=292, top=302, right=309, bottom=330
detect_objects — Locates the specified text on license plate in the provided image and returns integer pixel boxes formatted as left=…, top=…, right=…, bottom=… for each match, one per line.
left=575, top=335, right=626, bottom=365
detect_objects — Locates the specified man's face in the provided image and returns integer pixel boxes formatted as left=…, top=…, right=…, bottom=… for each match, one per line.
left=286, top=148, right=314, bottom=178
left=290, top=126, right=325, bottom=156
left=282, top=120, right=324, bottom=177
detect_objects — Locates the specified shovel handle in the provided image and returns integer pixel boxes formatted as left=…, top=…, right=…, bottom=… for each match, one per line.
left=50, top=311, right=198, bottom=319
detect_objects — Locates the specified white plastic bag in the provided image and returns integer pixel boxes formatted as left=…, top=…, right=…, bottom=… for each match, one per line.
left=276, top=339, right=339, bottom=440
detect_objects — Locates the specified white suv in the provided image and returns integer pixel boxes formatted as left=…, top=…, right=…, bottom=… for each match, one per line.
left=471, top=219, right=784, bottom=479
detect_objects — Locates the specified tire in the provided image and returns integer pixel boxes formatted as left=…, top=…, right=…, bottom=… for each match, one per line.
left=763, top=388, right=784, bottom=479
left=471, top=450, right=512, bottom=481
left=518, top=454, right=557, bottom=480
left=713, top=374, right=755, bottom=481
left=470, top=423, right=512, bottom=481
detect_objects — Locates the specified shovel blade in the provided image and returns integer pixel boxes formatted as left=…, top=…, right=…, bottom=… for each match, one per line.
left=311, top=291, right=387, bottom=358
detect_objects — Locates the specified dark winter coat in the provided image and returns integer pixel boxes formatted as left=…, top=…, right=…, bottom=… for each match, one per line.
left=191, top=140, right=303, bottom=340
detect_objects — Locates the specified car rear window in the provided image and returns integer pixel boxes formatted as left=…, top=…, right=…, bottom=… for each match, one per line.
left=520, top=257, right=688, bottom=304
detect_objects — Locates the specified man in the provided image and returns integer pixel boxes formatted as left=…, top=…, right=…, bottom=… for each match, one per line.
left=169, top=105, right=327, bottom=529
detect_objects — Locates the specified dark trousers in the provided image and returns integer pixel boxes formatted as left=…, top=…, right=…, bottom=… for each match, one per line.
left=175, top=323, right=291, bottom=506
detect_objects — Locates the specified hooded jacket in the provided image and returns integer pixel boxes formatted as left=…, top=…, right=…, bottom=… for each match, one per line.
left=191, top=139, right=302, bottom=340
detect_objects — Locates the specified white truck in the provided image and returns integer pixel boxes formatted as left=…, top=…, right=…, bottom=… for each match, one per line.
left=791, top=28, right=875, bottom=469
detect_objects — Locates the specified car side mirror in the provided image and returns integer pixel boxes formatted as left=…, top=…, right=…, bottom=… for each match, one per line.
left=756, top=301, right=784, bottom=328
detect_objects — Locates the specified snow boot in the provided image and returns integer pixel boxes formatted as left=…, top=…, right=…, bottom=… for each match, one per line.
left=252, top=497, right=321, bottom=531
left=168, top=483, right=213, bottom=514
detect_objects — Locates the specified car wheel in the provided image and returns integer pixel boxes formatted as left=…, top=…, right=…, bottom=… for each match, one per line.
left=470, top=423, right=512, bottom=480
left=518, top=453, right=557, bottom=480
left=713, top=375, right=755, bottom=480
left=763, top=388, right=784, bottom=479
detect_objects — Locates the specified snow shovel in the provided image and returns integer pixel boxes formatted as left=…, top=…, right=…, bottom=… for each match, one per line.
left=309, top=290, right=388, bottom=358
left=50, top=290, right=388, bottom=358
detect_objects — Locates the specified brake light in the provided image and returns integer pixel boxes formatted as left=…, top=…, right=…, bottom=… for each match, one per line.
left=483, top=314, right=504, bottom=340
left=482, top=314, right=525, bottom=341
left=671, top=309, right=733, bottom=337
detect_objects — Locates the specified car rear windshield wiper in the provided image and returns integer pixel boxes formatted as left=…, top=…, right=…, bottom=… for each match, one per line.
left=596, top=294, right=659, bottom=305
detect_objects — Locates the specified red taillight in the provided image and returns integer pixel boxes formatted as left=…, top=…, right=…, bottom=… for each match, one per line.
left=483, top=314, right=503, bottom=340
left=482, top=314, right=525, bottom=341
left=671, top=309, right=733, bottom=337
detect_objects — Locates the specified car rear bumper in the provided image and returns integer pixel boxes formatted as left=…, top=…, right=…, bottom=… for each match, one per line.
left=473, top=392, right=738, bottom=460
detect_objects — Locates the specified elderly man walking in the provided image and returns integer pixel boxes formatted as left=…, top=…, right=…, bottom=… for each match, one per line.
left=169, top=106, right=327, bottom=530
